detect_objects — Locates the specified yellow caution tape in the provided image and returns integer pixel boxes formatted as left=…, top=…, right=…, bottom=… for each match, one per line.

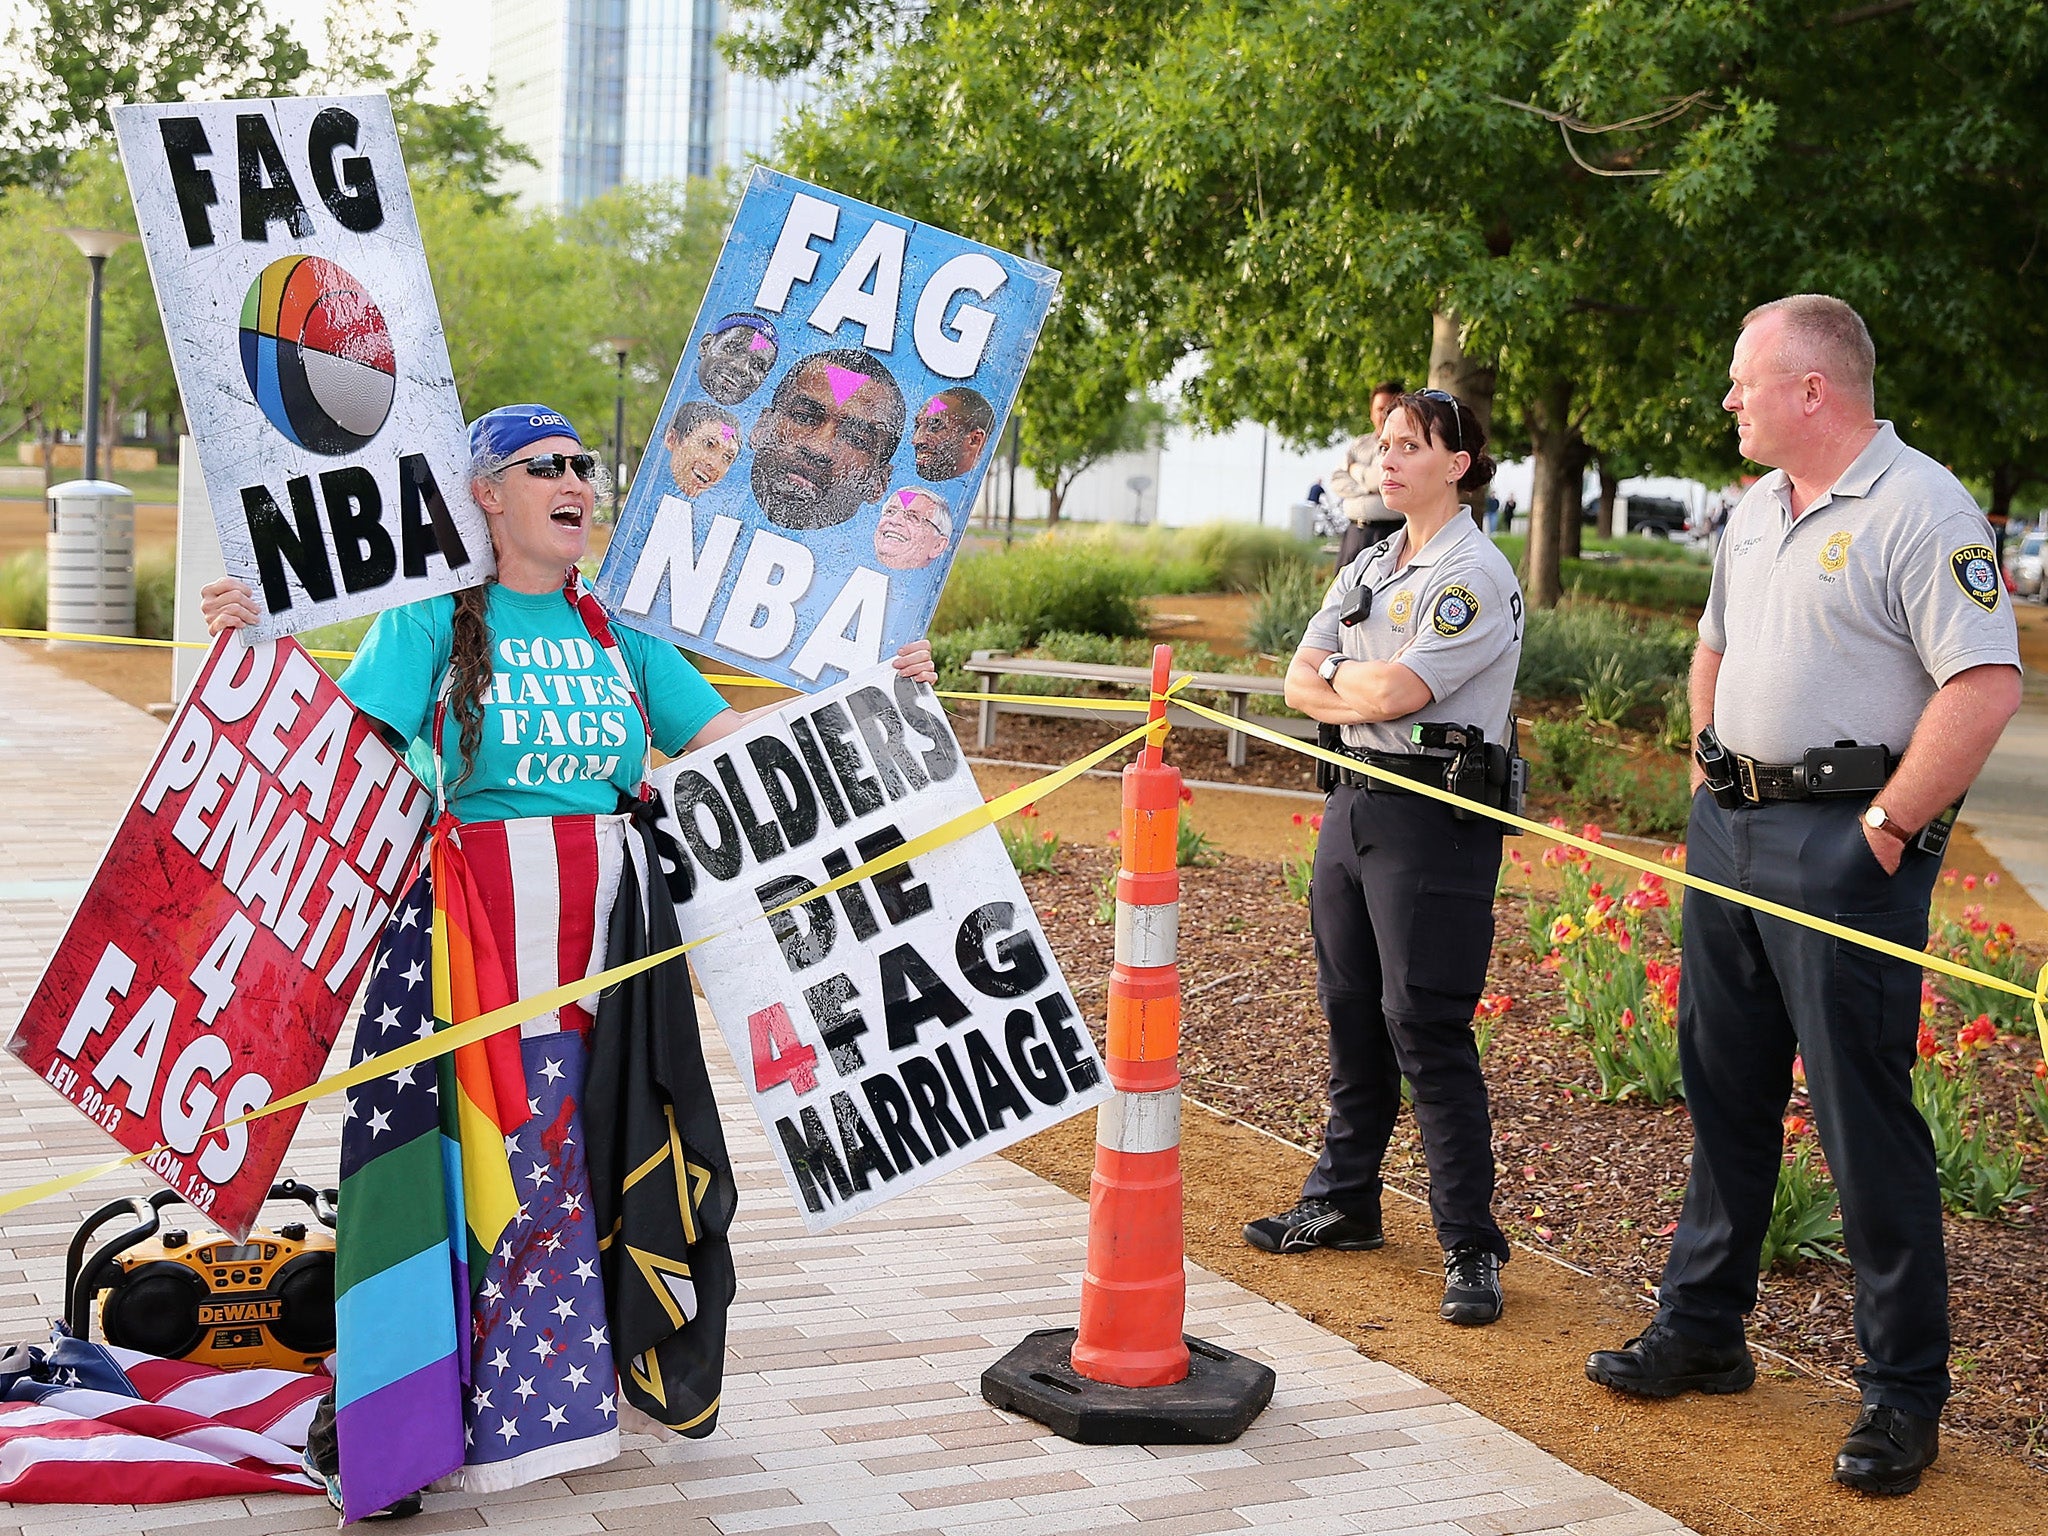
left=0, top=628, right=1161, bottom=712
left=0, top=708, right=1170, bottom=1222
left=1173, top=696, right=2048, bottom=1058
left=0, top=627, right=356, bottom=661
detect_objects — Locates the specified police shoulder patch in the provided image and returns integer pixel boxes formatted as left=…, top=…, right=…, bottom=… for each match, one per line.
left=1951, top=545, right=2002, bottom=612
left=1432, top=584, right=1480, bottom=637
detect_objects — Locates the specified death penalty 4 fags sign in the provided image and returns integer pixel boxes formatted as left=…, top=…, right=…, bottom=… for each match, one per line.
left=8, top=636, right=430, bottom=1238
left=112, top=94, right=491, bottom=639
left=596, top=171, right=1059, bottom=691
left=653, top=666, right=1106, bottom=1231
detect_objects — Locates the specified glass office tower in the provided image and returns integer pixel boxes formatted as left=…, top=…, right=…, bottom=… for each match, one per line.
left=489, top=0, right=814, bottom=210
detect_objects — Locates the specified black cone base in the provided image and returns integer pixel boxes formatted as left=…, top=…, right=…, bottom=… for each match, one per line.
left=981, top=1327, right=1275, bottom=1445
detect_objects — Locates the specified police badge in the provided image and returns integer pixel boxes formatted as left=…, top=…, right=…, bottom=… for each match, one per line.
left=1950, top=544, right=2001, bottom=612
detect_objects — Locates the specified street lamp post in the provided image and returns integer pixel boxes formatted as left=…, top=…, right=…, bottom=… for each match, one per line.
left=604, top=336, right=636, bottom=511
left=61, top=228, right=137, bottom=482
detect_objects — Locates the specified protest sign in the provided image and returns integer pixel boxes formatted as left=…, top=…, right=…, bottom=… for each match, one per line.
left=596, top=170, right=1059, bottom=691
left=111, top=94, right=490, bottom=640
left=652, top=665, right=1106, bottom=1231
left=8, top=635, right=430, bottom=1238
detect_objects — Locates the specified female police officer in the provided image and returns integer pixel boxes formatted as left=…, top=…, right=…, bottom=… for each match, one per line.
left=1243, top=389, right=1523, bottom=1326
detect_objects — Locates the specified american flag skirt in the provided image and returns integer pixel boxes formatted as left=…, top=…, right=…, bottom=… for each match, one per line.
left=439, top=811, right=630, bottom=1492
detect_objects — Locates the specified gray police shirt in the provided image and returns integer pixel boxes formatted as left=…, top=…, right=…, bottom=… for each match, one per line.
left=1701, top=421, right=2022, bottom=763
left=1300, top=512, right=1525, bottom=753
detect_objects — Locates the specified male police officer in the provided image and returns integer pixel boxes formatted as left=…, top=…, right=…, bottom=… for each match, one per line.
left=1585, top=296, right=2023, bottom=1495
left=1245, top=390, right=1523, bottom=1326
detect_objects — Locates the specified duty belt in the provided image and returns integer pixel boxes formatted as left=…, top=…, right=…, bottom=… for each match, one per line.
left=1331, top=749, right=1456, bottom=794
left=1733, top=749, right=1895, bottom=805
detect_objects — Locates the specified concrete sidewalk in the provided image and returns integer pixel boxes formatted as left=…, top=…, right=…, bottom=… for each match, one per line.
left=0, top=645, right=1687, bottom=1536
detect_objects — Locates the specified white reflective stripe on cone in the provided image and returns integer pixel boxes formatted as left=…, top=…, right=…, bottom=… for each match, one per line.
left=1114, top=901, right=1179, bottom=969
left=1096, top=1087, right=1181, bottom=1155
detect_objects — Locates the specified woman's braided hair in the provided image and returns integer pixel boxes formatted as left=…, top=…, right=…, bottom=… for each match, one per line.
left=447, top=443, right=512, bottom=789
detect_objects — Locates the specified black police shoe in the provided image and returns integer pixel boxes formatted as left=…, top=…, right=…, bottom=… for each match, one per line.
left=1440, top=1242, right=1503, bottom=1325
left=1584, top=1321, right=1756, bottom=1398
left=1242, top=1197, right=1384, bottom=1254
left=1833, top=1404, right=1939, bottom=1495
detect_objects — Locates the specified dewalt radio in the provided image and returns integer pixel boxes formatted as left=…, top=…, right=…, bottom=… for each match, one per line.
left=64, top=1179, right=338, bottom=1374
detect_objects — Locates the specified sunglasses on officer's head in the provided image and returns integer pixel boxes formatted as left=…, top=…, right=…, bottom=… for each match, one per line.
left=507, top=452, right=600, bottom=482
left=1414, top=389, right=1467, bottom=456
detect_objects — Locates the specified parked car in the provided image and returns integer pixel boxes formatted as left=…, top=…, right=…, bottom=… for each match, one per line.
left=1621, top=495, right=1691, bottom=539
left=2008, top=530, right=2045, bottom=601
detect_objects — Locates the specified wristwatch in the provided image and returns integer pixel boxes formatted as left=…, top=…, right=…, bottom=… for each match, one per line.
left=1863, top=804, right=1914, bottom=843
left=1318, top=653, right=1350, bottom=684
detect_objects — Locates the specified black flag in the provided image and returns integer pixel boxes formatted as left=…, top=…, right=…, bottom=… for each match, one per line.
left=585, top=811, right=738, bottom=1434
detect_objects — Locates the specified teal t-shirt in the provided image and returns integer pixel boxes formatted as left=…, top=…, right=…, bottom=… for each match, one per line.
left=339, top=584, right=728, bottom=824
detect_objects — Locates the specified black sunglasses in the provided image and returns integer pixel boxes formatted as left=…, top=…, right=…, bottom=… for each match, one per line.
left=506, top=451, right=600, bottom=482
left=1414, top=388, right=1467, bottom=456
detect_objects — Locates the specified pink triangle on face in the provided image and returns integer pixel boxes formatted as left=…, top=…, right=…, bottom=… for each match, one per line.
left=748, top=332, right=773, bottom=353
left=923, top=398, right=950, bottom=417
left=825, top=365, right=868, bottom=406
left=719, top=423, right=736, bottom=441
left=897, top=489, right=918, bottom=507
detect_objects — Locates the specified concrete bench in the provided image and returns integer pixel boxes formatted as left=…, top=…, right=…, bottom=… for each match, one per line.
left=963, top=652, right=1314, bottom=767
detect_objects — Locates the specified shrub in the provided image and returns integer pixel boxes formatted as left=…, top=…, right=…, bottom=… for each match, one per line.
left=933, top=539, right=1151, bottom=640
left=1526, top=713, right=1693, bottom=837
left=1281, top=810, right=1320, bottom=903
left=1927, top=899, right=2035, bottom=1035
left=1565, top=560, right=1712, bottom=612
left=930, top=621, right=1028, bottom=692
left=1517, top=601, right=1695, bottom=705
left=1176, top=787, right=1221, bottom=866
left=0, top=550, right=47, bottom=632
left=1245, top=557, right=1328, bottom=657
left=1760, top=1133, right=1846, bottom=1271
left=1184, top=523, right=1323, bottom=592
left=1914, top=1014, right=2037, bottom=1219
left=999, top=804, right=1060, bottom=874
left=135, top=551, right=175, bottom=640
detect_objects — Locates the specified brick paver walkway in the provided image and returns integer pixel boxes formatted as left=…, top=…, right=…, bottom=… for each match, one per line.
left=0, top=644, right=1690, bottom=1536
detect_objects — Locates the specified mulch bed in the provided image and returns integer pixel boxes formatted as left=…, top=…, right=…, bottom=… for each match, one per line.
left=1024, top=841, right=2048, bottom=1467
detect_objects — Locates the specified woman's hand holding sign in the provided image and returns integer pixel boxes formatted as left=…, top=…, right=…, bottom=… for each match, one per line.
left=200, top=576, right=261, bottom=635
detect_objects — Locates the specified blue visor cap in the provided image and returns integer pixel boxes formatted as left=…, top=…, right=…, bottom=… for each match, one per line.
left=469, top=404, right=583, bottom=463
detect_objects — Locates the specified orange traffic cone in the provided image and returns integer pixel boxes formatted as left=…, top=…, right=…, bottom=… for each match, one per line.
left=983, top=645, right=1274, bottom=1443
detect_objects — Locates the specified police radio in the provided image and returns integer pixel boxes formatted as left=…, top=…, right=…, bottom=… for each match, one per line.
left=64, top=1180, right=337, bottom=1374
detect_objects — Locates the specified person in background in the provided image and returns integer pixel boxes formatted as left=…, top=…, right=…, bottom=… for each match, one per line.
left=1326, top=381, right=1405, bottom=570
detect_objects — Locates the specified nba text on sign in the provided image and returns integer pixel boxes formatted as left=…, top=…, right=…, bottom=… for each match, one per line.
left=113, top=95, right=492, bottom=640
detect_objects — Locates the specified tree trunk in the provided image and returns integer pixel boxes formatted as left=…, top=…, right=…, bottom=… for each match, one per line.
left=1989, top=461, right=2019, bottom=561
left=1046, top=477, right=1065, bottom=526
left=1559, top=435, right=1591, bottom=562
left=1522, top=377, right=1579, bottom=609
left=1430, top=310, right=1497, bottom=513
left=1597, top=456, right=1620, bottom=538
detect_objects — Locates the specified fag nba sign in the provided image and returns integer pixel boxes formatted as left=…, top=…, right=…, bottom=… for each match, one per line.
left=8, top=635, right=430, bottom=1238
left=651, top=664, right=1107, bottom=1231
left=595, top=171, right=1059, bottom=691
left=112, top=94, right=490, bottom=639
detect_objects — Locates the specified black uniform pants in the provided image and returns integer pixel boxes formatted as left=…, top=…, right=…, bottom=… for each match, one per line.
left=1302, top=782, right=1508, bottom=1260
left=1660, top=790, right=1948, bottom=1417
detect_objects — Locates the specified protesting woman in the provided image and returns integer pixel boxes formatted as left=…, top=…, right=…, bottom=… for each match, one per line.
left=202, top=403, right=935, bottom=1517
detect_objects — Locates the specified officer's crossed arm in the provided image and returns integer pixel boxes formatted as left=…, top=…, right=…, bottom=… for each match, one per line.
left=1285, top=649, right=1433, bottom=723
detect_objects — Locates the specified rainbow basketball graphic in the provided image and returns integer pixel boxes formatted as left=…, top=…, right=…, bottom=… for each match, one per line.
left=239, top=256, right=396, bottom=453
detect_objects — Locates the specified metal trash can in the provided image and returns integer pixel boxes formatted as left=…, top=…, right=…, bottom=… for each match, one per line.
left=46, top=479, right=135, bottom=643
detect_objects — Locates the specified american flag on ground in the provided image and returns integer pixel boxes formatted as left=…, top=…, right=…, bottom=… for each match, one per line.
left=0, top=1331, right=326, bottom=1502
